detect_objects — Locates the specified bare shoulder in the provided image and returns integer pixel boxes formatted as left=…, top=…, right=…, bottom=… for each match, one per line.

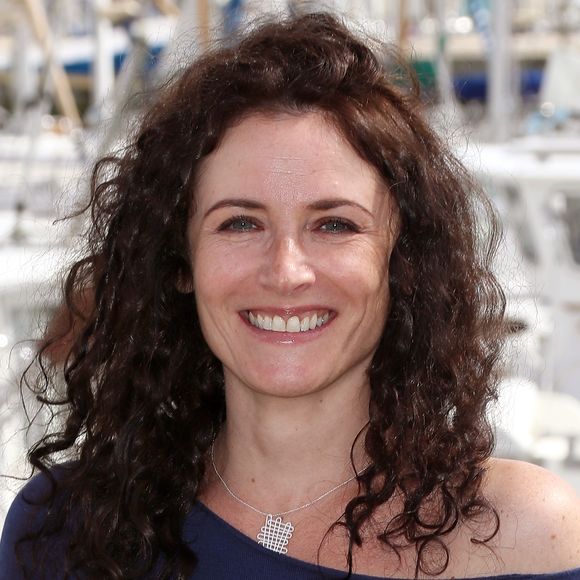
left=482, top=457, right=580, bottom=574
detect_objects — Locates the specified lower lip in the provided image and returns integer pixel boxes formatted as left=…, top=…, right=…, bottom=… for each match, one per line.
left=239, top=313, right=334, bottom=343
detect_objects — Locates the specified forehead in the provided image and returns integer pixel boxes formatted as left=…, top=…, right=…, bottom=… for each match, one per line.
left=194, top=112, right=386, bottom=208
left=210, top=112, right=354, bottom=169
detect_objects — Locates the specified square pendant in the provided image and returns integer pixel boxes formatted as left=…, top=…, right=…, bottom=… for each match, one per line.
left=256, top=514, right=294, bottom=554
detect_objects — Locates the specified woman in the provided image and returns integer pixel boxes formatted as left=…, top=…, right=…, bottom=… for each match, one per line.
left=1, top=11, right=579, bottom=580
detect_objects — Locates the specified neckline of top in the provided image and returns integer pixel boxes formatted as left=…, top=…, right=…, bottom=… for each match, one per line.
left=191, top=501, right=580, bottom=580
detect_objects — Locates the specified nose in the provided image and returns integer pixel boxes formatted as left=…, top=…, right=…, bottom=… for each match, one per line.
left=258, top=236, right=315, bottom=295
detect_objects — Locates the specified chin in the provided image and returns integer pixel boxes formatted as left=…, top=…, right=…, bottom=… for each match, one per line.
left=227, top=366, right=331, bottom=399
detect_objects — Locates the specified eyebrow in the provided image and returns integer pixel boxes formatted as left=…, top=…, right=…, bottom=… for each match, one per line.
left=204, top=199, right=266, bottom=218
left=203, top=197, right=374, bottom=218
left=309, top=199, right=373, bottom=217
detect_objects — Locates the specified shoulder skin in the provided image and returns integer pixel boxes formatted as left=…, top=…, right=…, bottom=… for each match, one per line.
left=483, top=457, right=580, bottom=575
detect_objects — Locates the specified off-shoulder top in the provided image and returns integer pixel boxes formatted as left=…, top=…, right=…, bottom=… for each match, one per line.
left=1, top=472, right=579, bottom=579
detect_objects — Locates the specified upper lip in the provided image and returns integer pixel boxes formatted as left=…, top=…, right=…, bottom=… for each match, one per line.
left=242, top=306, right=333, bottom=316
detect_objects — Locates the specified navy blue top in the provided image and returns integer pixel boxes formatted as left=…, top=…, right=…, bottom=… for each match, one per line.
left=1, top=473, right=579, bottom=579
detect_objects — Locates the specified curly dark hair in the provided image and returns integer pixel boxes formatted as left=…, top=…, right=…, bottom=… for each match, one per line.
left=20, top=10, right=505, bottom=580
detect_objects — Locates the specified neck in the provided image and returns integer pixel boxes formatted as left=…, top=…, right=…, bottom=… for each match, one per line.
left=211, top=375, right=370, bottom=514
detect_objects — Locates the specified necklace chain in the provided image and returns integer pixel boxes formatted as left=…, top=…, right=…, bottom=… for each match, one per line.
left=210, top=441, right=362, bottom=518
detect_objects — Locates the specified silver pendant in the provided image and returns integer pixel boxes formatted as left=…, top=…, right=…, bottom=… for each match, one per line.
left=256, top=514, right=294, bottom=554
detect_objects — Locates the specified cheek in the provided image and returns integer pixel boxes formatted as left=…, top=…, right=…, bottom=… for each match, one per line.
left=350, top=247, right=391, bottom=327
left=193, top=241, right=254, bottom=294
left=191, top=244, right=259, bottom=348
left=191, top=247, right=244, bottom=352
left=319, top=240, right=389, bottom=292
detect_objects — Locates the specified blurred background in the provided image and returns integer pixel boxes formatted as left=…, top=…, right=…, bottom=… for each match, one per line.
left=1, top=0, right=580, bottom=527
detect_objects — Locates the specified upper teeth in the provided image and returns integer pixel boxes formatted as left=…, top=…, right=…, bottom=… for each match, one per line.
left=248, top=311, right=330, bottom=333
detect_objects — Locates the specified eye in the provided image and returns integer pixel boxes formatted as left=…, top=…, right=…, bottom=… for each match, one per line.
left=218, top=215, right=259, bottom=232
left=318, top=218, right=359, bottom=234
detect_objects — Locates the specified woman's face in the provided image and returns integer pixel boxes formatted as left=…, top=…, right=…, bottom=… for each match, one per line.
left=188, top=112, right=398, bottom=399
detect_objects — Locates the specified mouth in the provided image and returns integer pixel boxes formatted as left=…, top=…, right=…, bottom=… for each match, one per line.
left=243, top=310, right=333, bottom=333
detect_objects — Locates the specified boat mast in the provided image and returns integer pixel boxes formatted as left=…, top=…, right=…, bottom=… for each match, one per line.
left=20, top=0, right=81, bottom=125
left=488, top=0, right=513, bottom=142
left=434, top=0, right=455, bottom=109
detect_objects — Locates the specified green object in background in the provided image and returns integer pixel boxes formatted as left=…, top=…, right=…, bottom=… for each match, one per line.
left=411, top=59, right=437, bottom=92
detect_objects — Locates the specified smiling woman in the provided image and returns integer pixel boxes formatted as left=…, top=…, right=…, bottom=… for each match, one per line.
left=1, top=10, right=579, bottom=580
left=190, top=112, right=394, bottom=400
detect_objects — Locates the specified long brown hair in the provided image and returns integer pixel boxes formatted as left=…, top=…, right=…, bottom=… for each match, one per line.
left=21, top=11, right=505, bottom=579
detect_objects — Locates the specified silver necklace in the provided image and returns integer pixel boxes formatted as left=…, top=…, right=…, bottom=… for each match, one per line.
left=210, top=442, right=362, bottom=555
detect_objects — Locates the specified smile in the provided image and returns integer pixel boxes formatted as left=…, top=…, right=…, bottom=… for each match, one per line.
left=245, top=311, right=331, bottom=333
